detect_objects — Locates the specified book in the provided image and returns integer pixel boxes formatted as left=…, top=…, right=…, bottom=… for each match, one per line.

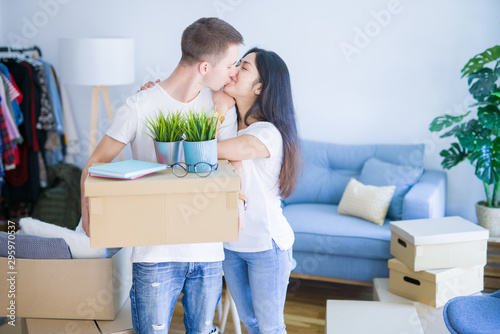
left=88, top=160, right=167, bottom=180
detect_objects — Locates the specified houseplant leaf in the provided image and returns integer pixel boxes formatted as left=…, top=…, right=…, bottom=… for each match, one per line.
left=478, top=105, right=500, bottom=131
left=461, top=45, right=500, bottom=78
left=429, top=112, right=470, bottom=132
left=456, top=119, right=492, bottom=151
left=439, top=142, right=468, bottom=170
left=467, top=68, right=498, bottom=101
left=469, top=138, right=500, bottom=185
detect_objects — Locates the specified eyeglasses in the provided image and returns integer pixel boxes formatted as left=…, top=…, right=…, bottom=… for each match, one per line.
left=169, top=162, right=219, bottom=178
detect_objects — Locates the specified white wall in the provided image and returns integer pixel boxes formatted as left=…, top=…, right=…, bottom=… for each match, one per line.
left=1, top=0, right=500, bottom=222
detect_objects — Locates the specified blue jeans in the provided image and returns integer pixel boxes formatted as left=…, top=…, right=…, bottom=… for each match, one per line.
left=223, top=242, right=293, bottom=334
left=130, top=261, right=222, bottom=334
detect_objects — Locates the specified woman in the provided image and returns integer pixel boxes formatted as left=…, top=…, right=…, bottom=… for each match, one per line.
left=215, top=47, right=301, bottom=334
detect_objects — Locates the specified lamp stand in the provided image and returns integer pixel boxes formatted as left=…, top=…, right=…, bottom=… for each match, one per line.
left=89, top=86, right=124, bottom=160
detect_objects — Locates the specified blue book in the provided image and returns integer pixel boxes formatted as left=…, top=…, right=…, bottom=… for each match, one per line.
left=88, top=160, right=167, bottom=180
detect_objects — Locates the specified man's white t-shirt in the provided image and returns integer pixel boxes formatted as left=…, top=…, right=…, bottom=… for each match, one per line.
left=224, top=122, right=294, bottom=253
left=105, top=85, right=237, bottom=263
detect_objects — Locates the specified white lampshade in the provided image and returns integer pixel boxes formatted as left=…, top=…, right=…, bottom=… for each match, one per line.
left=59, top=38, right=135, bottom=86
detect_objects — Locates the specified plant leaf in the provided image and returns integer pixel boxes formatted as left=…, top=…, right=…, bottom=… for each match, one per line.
left=429, top=112, right=470, bottom=132
left=469, top=138, right=500, bottom=185
left=456, top=119, right=493, bottom=151
left=467, top=68, right=498, bottom=101
left=439, top=142, right=468, bottom=169
left=440, top=125, right=462, bottom=138
left=478, top=105, right=500, bottom=131
left=461, top=45, right=500, bottom=78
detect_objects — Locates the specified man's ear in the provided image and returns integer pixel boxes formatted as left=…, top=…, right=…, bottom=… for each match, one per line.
left=198, top=61, right=210, bottom=76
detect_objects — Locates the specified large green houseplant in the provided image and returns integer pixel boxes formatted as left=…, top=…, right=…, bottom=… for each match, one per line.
left=429, top=45, right=500, bottom=235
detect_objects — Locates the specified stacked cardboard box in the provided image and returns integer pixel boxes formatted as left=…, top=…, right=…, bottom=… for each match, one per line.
left=0, top=247, right=133, bottom=333
left=388, top=216, right=489, bottom=308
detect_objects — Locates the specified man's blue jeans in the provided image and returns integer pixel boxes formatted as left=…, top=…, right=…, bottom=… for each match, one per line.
left=223, top=241, right=293, bottom=334
left=130, top=261, right=222, bottom=333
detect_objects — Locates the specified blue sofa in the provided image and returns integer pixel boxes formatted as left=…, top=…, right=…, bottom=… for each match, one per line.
left=282, top=140, right=447, bottom=284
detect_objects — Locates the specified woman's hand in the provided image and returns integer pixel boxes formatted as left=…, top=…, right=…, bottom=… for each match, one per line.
left=212, top=90, right=235, bottom=116
left=138, top=79, right=160, bottom=92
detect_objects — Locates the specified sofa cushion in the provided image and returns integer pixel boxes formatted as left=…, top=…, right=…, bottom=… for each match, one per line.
left=284, top=140, right=425, bottom=205
left=359, top=158, right=423, bottom=220
left=284, top=203, right=391, bottom=260
left=338, top=178, right=395, bottom=225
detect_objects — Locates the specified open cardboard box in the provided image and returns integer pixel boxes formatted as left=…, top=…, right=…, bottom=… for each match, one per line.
left=0, top=248, right=132, bottom=320
left=85, top=160, right=240, bottom=248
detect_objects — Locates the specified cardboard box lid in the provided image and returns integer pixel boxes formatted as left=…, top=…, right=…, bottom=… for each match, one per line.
left=388, top=258, right=483, bottom=283
left=389, top=216, right=489, bottom=245
left=85, top=160, right=240, bottom=197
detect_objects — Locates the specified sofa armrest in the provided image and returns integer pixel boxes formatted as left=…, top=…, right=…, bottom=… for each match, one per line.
left=402, top=169, right=447, bottom=220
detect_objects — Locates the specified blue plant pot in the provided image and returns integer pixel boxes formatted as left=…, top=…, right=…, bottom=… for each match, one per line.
left=154, top=140, right=183, bottom=165
left=183, top=139, right=218, bottom=173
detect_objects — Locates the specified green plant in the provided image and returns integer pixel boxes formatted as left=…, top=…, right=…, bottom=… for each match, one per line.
left=429, top=45, right=500, bottom=208
left=144, top=110, right=185, bottom=142
left=183, top=109, right=221, bottom=142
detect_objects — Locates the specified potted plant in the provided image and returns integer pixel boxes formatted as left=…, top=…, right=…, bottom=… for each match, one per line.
left=144, top=110, right=185, bottom=165
left=429, top=45, right=500, bottom=236
left=182, top=109, right=221, bottom=174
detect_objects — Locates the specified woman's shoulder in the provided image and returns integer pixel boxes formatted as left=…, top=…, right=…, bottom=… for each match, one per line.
left=247, top=121, right=279, bottom=133
left=243, top=122, right=282, bottom=150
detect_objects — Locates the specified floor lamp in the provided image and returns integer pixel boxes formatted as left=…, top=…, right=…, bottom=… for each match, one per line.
left=59, top=38, right=135, bottom=159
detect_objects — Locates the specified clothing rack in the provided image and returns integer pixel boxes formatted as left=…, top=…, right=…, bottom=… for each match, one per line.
left=0, top=45, right=42, bottom=57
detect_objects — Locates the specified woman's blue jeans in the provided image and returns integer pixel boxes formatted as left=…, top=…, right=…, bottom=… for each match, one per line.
left=130, top=261, right=222, bottom=334
left=223, top=242, right=293, bottom=334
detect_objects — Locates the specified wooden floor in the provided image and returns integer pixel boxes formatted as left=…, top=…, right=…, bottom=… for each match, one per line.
left=169, top=278, right=374, bottom=334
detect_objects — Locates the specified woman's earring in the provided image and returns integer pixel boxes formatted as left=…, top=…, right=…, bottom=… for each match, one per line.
left=255, top=90, right=260, bottom=94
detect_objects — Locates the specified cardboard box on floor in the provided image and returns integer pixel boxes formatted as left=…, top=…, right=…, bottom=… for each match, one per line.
left=85, top=160, right=240, bottom=248
left=21, top=298, right=133, bottom=334
left=388, top=258, right=484, bottom=308
left=374, top=277, right=456, bottom=334
left=0, top=248, right=132, bottom=320
left=390, top=216, right=489, bottom=271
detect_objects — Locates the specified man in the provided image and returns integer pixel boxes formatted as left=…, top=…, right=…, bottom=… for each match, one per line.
left=80, top=17, right=243, bottom=334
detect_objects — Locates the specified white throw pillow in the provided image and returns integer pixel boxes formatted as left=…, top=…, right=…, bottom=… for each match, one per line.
left=338, top=178, right=396, bottom=225
left=19, top=217, right=107, bottom=259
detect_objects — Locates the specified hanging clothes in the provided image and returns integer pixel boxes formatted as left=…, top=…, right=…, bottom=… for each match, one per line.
left=0, top=63, right=24, bottom=126
left=0, top=46, right=69, bottom=211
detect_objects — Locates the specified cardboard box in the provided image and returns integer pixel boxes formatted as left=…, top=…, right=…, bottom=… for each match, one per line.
left=390, top=216, right=489, bottom=271
left=373, top=277, right=483, bottom=334
left=85, top=160, right=240, bottom=248
left=0, top=248, right=132, bottom=320
left=21, top=298, right=133, bottom=334
left=325, top=300, right=424, bottom=334
left=388, top=258, right=484, bottom=308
